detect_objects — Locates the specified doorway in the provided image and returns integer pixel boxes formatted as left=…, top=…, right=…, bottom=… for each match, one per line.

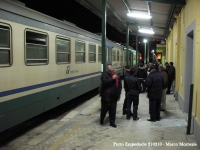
left=184, top=30, right=194, bottom=113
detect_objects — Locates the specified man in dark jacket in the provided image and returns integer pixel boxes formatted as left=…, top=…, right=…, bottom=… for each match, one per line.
left=144, top=65, right=164, bottom=122
left=158, top=66, right=168, bottom=111
left=125, top=68, right=141, bottom=120
left=137, top=63, right=147, bottom=92
left=165, top=62, right=170, bottom=74
left=122, top=65, right=131, bottom=115
left=99, top=62, right=112, bottom=96
left=166, top=62, right=175, bottom=94
left=100, top=68, right=122, bottom=128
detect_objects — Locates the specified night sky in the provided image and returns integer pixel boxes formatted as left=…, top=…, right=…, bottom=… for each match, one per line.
left=19, top=0, right=161, bottom=62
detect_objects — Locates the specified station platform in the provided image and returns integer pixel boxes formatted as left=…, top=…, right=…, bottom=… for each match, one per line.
left=1, top=90, right=200, bottom=150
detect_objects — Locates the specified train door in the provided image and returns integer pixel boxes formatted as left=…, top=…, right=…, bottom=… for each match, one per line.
left=131, top=52, right=133, bottom=67
left=124, top=50, right=127, bottom=66
left=128, top=51, right=132, bottom=66
left=120, top=49, right=123, bottom=66
left=133, top=50, right=136, bottom=65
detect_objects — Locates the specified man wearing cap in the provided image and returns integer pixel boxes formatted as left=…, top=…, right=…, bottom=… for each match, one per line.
left=122, top=65, right=131, bottom=115
left=125, top=68, right=141, bottom=120
left=144, top=65, right=164, bottom=122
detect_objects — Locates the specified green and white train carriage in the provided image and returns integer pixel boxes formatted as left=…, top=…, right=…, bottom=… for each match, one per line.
left=0, top=0, right=124, bottom=132
left=123, top=46, right=139, bottom=69
left=106, top=43, right=124, bottom=76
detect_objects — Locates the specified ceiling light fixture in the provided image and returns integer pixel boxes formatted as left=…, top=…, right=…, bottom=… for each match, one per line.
left=127, top=13, right=152, bottom=19
left=139, top=28, right=154, bottom=34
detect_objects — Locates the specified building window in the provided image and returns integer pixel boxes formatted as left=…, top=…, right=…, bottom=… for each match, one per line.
left=0, top=23, right=11, bottom=67
left=56, top=37, right=70, bottom=64
left=75, top=40, right=85, bottom=63
left=25, top=30, right=48, bottom=65
left=89, top=44, right=96, bottom=62
left=112, top=48, right=115, bottom=61
left=98, top=46, right=102, bottom=62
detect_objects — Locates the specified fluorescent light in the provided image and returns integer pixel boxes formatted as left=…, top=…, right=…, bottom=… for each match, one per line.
left=139, top=29, right=154, bottom=34
left=127, top=13, right=152, bottom=19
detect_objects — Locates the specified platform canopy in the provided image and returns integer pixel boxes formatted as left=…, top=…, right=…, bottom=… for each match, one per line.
left=75, top=0, right=185, bottom=39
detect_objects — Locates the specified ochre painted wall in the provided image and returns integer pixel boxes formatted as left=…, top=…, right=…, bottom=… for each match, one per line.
left=166, top=0, right=200, bottom=123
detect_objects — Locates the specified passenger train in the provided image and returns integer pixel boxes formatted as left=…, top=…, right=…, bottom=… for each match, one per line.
left=0, top=0, right=138, bottom=132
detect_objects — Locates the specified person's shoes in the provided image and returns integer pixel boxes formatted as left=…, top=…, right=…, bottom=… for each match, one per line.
left=133, top=117, right=139, bottom=121
left=110, top=123, right=117, bottom=128
left=160, top=108, right=166, bottom=111
left=100, top=120, right=104, bottom=125
left=126, top=117, right=130, bottom=120
left=166, top=92, right=170, bottom=94
left=147, top=119, right=156, bottom=122
left=156, top=117, right=162, bottom=121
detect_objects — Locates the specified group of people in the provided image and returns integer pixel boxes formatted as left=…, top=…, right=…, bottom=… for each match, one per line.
left=99, top=61, right=175, bottom=128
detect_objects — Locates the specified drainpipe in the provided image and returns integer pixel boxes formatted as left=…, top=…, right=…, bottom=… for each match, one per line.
left=187, top=84, right=194, bottom=134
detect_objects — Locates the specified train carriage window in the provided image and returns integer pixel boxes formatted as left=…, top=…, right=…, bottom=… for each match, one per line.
left=56, top=37, right=70, bottom=64
left=25, top=30, right=48, bottom=65
left=89, top=44, right=96, bottom=62
left=75, top=41, right=85, bottom=63
left=0, top=24, right=11, bottom=66
left=117, top=50, right=119, bottom=61
left=98, top=46, right=102, bottom=62
left=112, top=48, right=115, bottom=61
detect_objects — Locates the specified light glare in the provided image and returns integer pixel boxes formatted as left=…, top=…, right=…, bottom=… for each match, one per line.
left=139, top=29, right=154, bottom=34
left=127, top=13, right=152, bottom=19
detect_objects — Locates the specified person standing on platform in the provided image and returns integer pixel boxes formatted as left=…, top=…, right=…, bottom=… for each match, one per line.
left=137, top=63, right=147, bottom=92
left=158, top=66, right=168, bottom=111
left=154, top=61, right=159, bottom=71
left=122, top=65, right=131, bottom=115
left=144, top=65, right=164, bottom=122
left=158, top=61, right=163, bottom=67
left=100, top=68, right=122, bottom=128
left=125, top=68, right=141, bottom=120
left=164, top=62, right=170, bottom=74
left=99, top=62, right=112, bottom=96
left=166, top=62, right=175, bottom=94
